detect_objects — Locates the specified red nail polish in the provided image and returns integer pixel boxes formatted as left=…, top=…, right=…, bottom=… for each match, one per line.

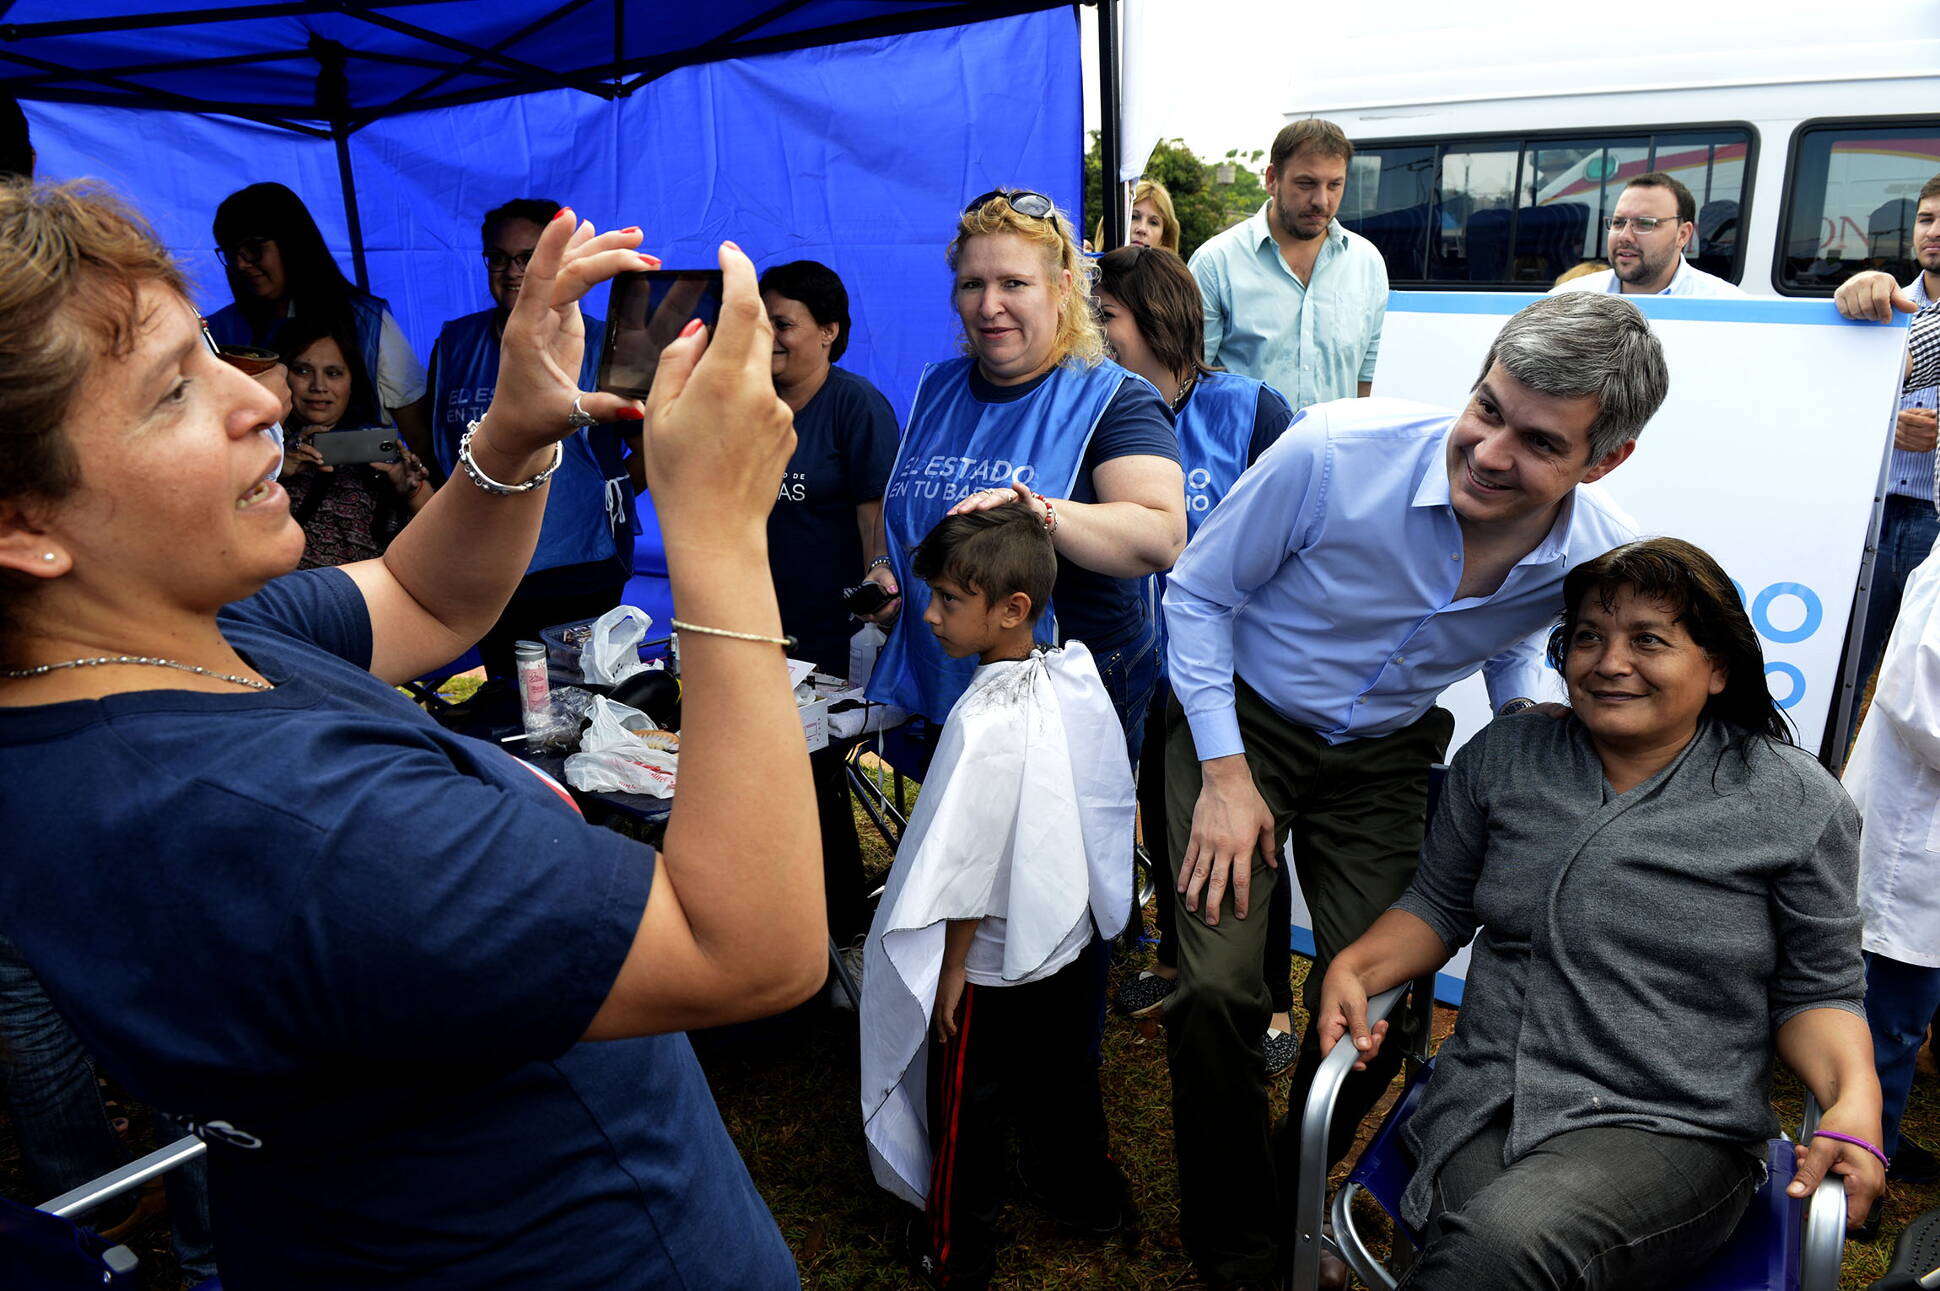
left=616, top=405, right=646, bottom=421
left=553, top=207, right=572, bottom=222
left=638, top=254, right=660, bottom=268
left=679, top=319, right=704, bottom=339
left=622, top=226, right=641, bottom=234
left=722, top=240, right=740, bottom=252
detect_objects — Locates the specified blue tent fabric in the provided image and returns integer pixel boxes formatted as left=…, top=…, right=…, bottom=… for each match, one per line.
left=20, top=9, right=1081, bottom=420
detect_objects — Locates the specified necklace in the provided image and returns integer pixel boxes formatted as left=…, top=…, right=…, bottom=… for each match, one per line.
left=1171, top=371, right=1198, bottom=412
left=0, top=655, right=273, bottom=691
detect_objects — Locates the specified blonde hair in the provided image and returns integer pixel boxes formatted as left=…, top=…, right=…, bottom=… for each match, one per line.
left=949, top=193, right=1105, bottom=369
left=1090, top=179, right=1182, bottom=255
left=1553, top=259, right=1610, bottom=287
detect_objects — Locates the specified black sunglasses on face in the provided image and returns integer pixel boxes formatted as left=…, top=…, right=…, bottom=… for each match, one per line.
left=964, top=188, right=1056, bottom=220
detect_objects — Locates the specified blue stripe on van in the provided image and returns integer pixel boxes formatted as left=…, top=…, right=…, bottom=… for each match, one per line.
left=1387, top=290, right=1910, bottom=329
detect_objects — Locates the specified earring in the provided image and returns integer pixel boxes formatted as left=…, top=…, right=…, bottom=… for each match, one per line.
left=41, top=552, right=55, bottom=563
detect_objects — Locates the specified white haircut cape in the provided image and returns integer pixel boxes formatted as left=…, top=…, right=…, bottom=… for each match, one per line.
left=859, top=642, right=1134, bottom=1206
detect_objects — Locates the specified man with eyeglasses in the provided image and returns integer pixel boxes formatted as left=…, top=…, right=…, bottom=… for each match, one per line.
left=425, top=197, right=641, bottom=682
left=1188, top=118, right=1388, bottom=412
left=1549, top=172, right=1745, bottom=298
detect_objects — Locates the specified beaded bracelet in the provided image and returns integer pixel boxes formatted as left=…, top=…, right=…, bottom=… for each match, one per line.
left=1812, top=1130, right=1890, bottom=1170
left=458, top=420, right=563, bottom=495
left=671, top=619, right=798, bottom=652
left=1030, top=490, right=1059, bottom=536
left=866, top=555, right=893, bottom=572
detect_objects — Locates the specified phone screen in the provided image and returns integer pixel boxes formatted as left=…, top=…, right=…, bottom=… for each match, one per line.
left=599, top=270, right=725, bottom=400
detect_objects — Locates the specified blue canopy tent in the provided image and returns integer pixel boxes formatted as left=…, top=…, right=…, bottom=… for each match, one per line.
left=4, top=0, right=1096, bottom=648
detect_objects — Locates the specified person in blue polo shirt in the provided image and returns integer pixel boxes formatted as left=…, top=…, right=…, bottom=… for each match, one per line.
left=427, top=198, right=642, bottom=679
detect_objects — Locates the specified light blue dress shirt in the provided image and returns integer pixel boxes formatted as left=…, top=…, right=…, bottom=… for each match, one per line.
left=1188, top=204, right=1387, bottom=412
left=1164, top=398, right=1639, bottom=759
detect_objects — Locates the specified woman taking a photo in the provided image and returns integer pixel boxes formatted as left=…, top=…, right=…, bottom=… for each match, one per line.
left=277, top=317, right=432, bottom=568
left=208, top=181, right=434, bottom=467
left=1318, top=538, right=1884, bottom=1288
left=1092, top=244, right=1301, bottom=1073
left=862, top=188, right=1186, bottom=763
left=0, top=182, right=818, bottom=1289
left=760, top=257, right=899, bottom=968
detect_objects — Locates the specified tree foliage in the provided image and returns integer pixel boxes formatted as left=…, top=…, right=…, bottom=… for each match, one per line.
left=1084, top=133, right=1269, bottom=261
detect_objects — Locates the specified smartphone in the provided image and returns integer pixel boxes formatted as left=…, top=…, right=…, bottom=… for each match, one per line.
left=599, top=270, right=725, bottom=400
left=841, top=580, right=898, bottom=616
left=312, top=427, right=403, bottom=466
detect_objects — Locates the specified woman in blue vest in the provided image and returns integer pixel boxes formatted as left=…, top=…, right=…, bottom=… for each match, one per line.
left=208, top=182, right=433, bottom=470
left=1091, top=245, right=1303, bottom=1077
left=759, top=258, right=899, bottom=978
left=861, top=189, right=1187, bottom=771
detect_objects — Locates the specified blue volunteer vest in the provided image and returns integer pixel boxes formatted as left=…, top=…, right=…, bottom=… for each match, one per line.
left=868, top=356, right=1130, bottom=723
left=428, top=309, right=637, bottom=576
left=1177, top=369, right=1268, bottom=540
left=208, top=292, right=390, bottom=410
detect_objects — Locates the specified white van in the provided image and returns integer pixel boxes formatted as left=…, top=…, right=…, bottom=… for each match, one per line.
left=1287, top=10, right=1940, bottom=296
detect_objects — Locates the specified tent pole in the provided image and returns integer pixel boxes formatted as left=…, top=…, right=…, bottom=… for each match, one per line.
left=333, top=125, right=369, bottom=291
left=1094, top=0, right=1124, bottom=250
left=312, top=36, right=369, bottom=290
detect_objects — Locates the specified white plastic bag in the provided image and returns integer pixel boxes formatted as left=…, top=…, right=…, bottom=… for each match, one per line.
left=581, top=605, right=651, bottom=686
left=563, top=695, right=679, bottom=797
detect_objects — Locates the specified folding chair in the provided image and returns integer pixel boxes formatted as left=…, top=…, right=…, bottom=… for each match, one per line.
left=3, top=1134, right=213, bottom=1291
left=1290, top=986, right=1849, bottom=1291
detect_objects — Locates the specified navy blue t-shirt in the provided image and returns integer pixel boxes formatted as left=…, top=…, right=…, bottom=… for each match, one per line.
left=767, top=365, right=899, bottom=675
left=964, top=366, right=1180, bottom=653
left=0, top=570, right=796, bottom=1290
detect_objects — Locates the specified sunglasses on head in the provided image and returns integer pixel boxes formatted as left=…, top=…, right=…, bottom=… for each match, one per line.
left=964, top=188, right=1056, bottom=220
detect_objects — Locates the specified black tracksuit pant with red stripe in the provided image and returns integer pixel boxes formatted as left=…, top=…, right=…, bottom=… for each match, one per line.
left=922, top=941, right=1120, bottom=1288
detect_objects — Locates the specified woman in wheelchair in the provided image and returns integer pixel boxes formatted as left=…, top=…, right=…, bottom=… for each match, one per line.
left=1317, top=537, right=1885, bottom=1289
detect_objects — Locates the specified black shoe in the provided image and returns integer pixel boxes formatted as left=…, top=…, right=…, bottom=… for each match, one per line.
left=1262, top=1027, right=1300, bottom=1079
left=1015, top=1152, right=1137, bottom=1236
left=1114, top=970, right=1177, bottom=1018
left=1891, top=1138, right=1940, bottom=1185
left=901, top=1212, right=992, bottom=1290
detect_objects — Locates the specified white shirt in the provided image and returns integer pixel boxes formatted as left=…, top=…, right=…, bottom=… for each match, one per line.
left=1844, top=542, right=1940, bottom=967
left=1547, top=257, right=1746, bottom=299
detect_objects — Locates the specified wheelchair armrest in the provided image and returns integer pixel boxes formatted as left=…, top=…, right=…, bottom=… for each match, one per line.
left=1290, top=984, right=1406, bottom=1291
left=41, top=1134, right=206, bottom=1219
left=1796, top=1092, right=1848, bottom=1291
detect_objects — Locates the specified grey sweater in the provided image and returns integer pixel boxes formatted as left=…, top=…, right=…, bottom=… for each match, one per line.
left=1395, top=714, right=1864, bottom=1228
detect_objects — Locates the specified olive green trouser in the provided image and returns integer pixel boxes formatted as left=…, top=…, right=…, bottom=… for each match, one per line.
left=1162, top=679, right=1451, bottom=1286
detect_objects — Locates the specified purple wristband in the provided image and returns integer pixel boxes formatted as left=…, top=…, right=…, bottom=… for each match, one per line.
left=1811, top=1130, right=1890, bottom=1169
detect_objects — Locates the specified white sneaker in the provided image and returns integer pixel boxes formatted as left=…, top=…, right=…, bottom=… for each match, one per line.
left=828, top=941, right=865, bottom=1010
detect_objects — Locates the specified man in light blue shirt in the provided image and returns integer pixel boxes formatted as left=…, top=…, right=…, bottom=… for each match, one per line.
left=1157, top=293, right=1662, bottom=1289
left=1189, top=119, right=1387, bottom=412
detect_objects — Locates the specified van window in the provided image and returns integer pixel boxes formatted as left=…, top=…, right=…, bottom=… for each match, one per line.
left=1778, top=120, right=1940, bottom=293
left=1344, top=127, right=1752, bottom=288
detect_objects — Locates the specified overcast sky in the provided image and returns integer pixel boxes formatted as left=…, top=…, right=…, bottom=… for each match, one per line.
left=1079, top=2, right=1286, bottom=163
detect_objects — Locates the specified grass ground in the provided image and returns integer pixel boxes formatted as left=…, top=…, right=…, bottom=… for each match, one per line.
left=4, top=719, right=1934, bottom=1288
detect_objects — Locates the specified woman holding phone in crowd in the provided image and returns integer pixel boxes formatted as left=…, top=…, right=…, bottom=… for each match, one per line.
left=207, top=181, right=435, bottom=468
left=0, top=181, right=818, bottom=1288
left=759, top=258, right=899, bottom=976
left=1091, top=244, right=1302, bottom=1074
left=861, top=188, right=1186, bottom=765
left=277, top=318, right=432, bottom=568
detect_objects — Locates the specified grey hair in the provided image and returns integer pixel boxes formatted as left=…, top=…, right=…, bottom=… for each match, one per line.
left=1474, top=293, right=1669, bottom=460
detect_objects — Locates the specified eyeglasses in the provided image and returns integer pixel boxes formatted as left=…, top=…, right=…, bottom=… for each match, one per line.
left=1603, top=215, right=1680, bottom=234
left=214, top=237, right=273, bottom=268
left=965, top=188, right=1057, bottom=220
left=483, top=249, right=535, bottom=273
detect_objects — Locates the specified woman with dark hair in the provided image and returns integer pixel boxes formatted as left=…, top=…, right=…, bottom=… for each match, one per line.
left=758, top=258, right=899, bottom=976
left=1317, top=537, right=1884, bottom=1289
left=0, top=179, right=819, bottom=1287
left=1093, top=244, right=1300, bottom=1072
left=208, top=181, right=433, bottom=466
left=277, top=317, right=432, bottom=568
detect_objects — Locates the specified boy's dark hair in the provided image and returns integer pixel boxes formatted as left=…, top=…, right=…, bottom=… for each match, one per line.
left=911, top=500, right=1056, bottom=625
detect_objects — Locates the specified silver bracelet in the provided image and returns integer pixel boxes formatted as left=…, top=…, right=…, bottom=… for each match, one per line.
left=458, top=420, right=563, bottom=495
left=866, top=555, right=893, bottom=572
left=1496, top=698, right=1537, bottom=716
